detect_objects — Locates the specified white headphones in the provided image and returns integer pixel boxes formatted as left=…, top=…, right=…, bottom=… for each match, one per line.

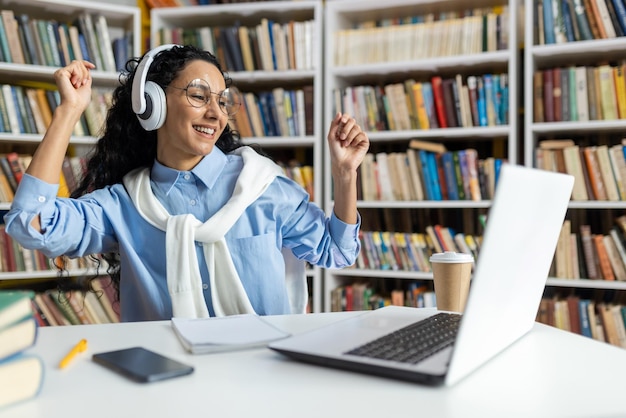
left=131, top=44, right=179, bottom=131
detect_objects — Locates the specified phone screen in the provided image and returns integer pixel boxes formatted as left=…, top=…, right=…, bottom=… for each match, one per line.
left=92, top=347, right=194, bottom=383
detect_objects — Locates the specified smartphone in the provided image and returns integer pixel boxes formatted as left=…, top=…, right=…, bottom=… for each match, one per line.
left=92, top=347, right=194, bottom=383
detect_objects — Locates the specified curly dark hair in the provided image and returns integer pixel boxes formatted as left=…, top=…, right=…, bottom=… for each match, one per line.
left=71, top=44, right=251, bottom=297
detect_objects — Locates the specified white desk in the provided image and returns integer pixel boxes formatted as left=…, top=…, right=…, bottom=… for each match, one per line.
left=5, top=310, right=626, bottom=418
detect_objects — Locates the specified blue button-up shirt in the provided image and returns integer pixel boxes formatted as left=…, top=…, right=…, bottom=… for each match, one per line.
left=4, top=148, right=360, bottom=321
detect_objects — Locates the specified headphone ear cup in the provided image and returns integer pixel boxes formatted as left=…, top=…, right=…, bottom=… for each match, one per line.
left=136, top=81, right=166, bottom=131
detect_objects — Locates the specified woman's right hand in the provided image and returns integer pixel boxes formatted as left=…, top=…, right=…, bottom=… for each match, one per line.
left=53, top=60, right=96, bottom=114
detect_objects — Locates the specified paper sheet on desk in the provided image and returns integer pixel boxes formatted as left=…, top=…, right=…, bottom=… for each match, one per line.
left=171, top=315, right=291, bottom=354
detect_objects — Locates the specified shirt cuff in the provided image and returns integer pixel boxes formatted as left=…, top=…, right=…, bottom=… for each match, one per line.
left=329, top=211, right=361, bottom=249
left=12, top=173, right=59, bottom=212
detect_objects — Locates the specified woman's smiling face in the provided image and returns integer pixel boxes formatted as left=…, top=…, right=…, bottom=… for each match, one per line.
left=156, top=60, right=229, bottom=171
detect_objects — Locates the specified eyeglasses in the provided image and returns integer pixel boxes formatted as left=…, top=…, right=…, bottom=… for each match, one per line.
left=170, top=79, right=241, bottom=116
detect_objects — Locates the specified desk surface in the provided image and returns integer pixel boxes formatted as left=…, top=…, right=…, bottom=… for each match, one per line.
left=4, top=309, right=626, bottom=418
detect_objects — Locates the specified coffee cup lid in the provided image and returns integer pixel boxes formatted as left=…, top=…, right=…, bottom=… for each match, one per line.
left=429, top=251, right=474, bottom=263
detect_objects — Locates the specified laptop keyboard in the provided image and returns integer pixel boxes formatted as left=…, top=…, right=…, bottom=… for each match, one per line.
left=344, top=312, right=462, bottom=364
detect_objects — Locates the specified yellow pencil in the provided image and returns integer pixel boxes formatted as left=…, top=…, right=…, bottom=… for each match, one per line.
left=59, top=339, right=88, bottom=369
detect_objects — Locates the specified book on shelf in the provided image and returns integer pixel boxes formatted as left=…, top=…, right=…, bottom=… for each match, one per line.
left=599, top=303, right=621, bottom=346
left=476, top=76, right=489, bottom=127
left=532, top=70, right=545, bottom=123
left=441, top=78, right=459, bottom=128
left=408, top=139, right=447, bottom=154
left=578, top=299, right=593, bottom=338
left=613, top=64, right=626, bottom=119
left=373, top=152, right=395, bottom=201
left=579, top=224, right=600, bottom=279
left=611, top=0, right=626, bottom=34
left=1, top=9, right=26, bottom=64
left=586, top=300, right=606, bottom=341
left=561, top=0, right=578, bottom=41
left=561, top=145, right=589, bottom=200
left=430, top=76, right=448, bottom=128
left=584, top=0, right=603, bottom=38
left=539, top=69, right=555, bottom=122
left=603, top=234, right=626, bottom=280
left=555, top=220, right=572, bottom=278
left=593, top=233, right=616, bottom=280
left=594, top=145, right=620, bottom=201
left=583, top=146, right=608, bottom=200
left=595, top=0, right=617, bottom=38
left=573, top=0, right=595, bottom=40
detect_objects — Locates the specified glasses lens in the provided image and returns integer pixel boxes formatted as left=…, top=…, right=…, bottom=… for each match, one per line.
left=220, top=87, right=241, bottom=116
left=185, top=79, right=211, bottom=107
left=183, top=79, right=241, bottom=116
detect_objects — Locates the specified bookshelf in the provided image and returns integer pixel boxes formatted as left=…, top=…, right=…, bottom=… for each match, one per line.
left=525, top=0, right=626, bottom=346
left=150, top=0, right=324, bottom=313
left=323, top=0, right=520, bottom=312
left=524, top=2, right=626, bottom=284
left=0, top=0, right=140, bottom=282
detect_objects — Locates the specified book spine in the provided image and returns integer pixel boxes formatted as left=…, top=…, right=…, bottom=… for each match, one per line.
left=572, top=0, right=595, bottom=39
left=611, top=0, right=626, bottom=34
left=430, top=76, right=448, bottom=128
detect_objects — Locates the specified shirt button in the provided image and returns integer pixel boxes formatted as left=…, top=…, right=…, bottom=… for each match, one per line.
left=202, top=283, right=209, bottom=290
left=184, top=174, right=191, bottom=180
left=37, top=196, right=46, bottom=202
left=190, top=199, right=196, bottom=206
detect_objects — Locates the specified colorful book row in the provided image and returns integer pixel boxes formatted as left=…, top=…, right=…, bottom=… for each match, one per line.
left=228, top=86, right=314, bottom=138
left=333, top=6, right=509, bottom=66
left=533, top=63, right=626, bottom=123
left=0, top=153, right=86, bottom=203
left=0, top=223, right=104, bottom=274
left=0, top=9, right=132, bottom=72
left=154, top=17, right=315, bottom=72
left=335, top=73, right=509, bottom=133
left=329, top=281, right=437, bottom=313
left=535, top=0, right=626, bottom=44
left=537, top=295, right=626, bottom=349
left=355, top=228, right=482, bottom=273
left=0, top=84, right=111, bottom=137
left=536, top=140, right=626, bottom=201
left=359, top=143, right=506, bottom=202
left=552, top=216, right=626, bottom=281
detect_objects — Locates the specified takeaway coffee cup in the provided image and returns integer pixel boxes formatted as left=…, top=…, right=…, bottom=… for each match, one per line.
left=429, top=251, right=474, bottom=312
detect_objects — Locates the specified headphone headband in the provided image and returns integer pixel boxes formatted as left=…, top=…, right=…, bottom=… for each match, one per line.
left=131, top=44, right=179, bottom=115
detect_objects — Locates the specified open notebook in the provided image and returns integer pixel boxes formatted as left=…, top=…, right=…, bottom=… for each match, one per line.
left=270, top=164, right=574, bottom=386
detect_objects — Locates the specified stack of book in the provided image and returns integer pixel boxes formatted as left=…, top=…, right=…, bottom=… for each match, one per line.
left=0, top=290, right=44, bottom=410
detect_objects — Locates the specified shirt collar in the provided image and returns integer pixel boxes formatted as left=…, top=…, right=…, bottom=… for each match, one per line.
left=150, top=148, right=228, bottom=195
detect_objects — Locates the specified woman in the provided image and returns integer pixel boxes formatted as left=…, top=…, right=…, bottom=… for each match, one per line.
left=4, top=45, right=369, bottom=321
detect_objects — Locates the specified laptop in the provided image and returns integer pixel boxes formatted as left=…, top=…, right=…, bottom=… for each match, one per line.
left=269, top=164, right=574, bottom=386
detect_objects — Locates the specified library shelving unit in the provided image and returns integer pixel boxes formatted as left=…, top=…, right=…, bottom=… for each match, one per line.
left=0, top=0, right=140, bottom=284
left=323, top=0, right=521, bottom=312
left=150, top=0, right=324, bottom=312
left=523, top=0, right=626, bottom=297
